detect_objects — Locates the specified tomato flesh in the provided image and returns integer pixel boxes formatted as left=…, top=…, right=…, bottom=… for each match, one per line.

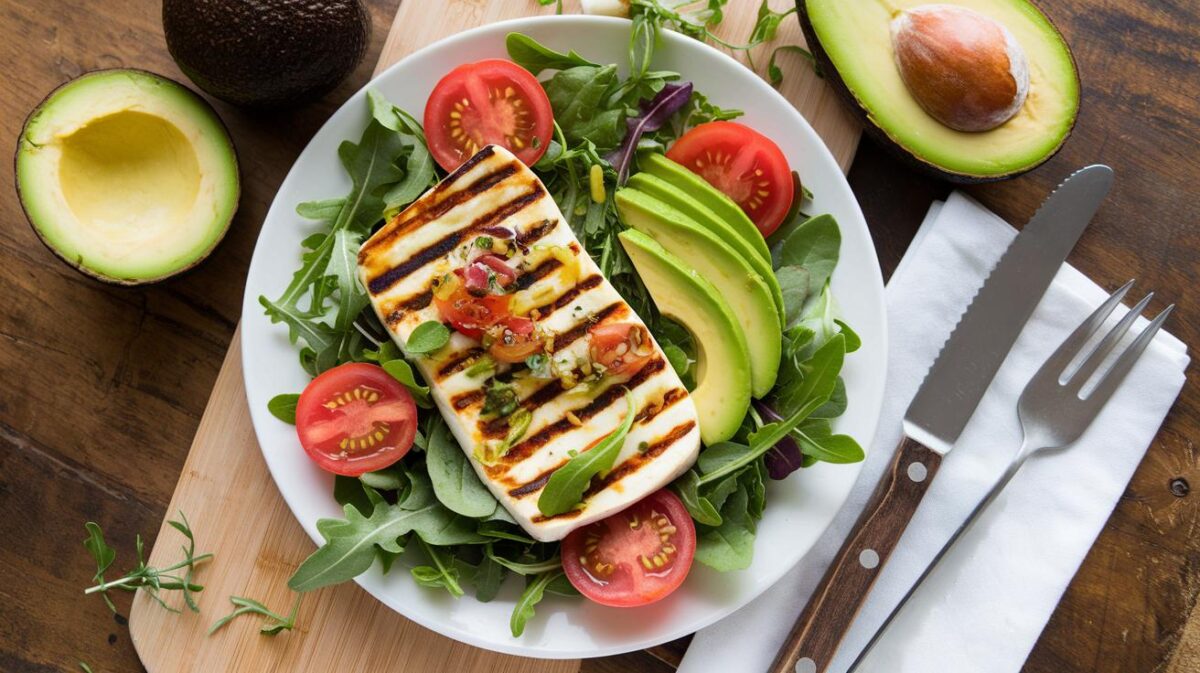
left=666, top=121, right=796, bottom=237
left=562, top=489, right=696, bottom=607
left=424, top=59, right=554, bottom=171
left=434, top=273, right=513, bottom=339
left=588, top=323, right=654, bottom=377
left=486, top=316, right=543, bottom=363
left=295, top=363, right=417, bottom=477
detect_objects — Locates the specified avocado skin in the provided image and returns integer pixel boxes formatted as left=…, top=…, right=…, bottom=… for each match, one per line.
left=796, top=0, right=1077, bottom=183
left=14, top=69, right=240, bottom=286
left=163, top=0, right=370, bottom=108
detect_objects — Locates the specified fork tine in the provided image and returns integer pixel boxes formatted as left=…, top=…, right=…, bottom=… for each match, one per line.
left=1038, top=280, right=1135, bottom=380
left=1081, top=305, right=1174, bottom=403
left=1066, top=292, right=1154, bottom=391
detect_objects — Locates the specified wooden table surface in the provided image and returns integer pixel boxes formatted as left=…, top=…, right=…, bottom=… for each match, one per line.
left=1, top=1, right=1195, bottom=672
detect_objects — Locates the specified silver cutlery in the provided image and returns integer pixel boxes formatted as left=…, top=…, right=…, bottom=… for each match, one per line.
left=767, top=165, right=1115, bottom=673
left=846, top=280, right=1175, bottom=672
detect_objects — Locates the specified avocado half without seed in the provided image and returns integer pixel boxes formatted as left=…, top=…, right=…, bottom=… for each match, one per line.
left=798, top=0, right=1079, bottom=182
left=15, top=69, right=239, bottom=285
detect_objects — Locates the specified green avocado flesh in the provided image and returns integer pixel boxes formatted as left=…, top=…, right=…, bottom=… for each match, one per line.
left=16, top=70, right=239, bottom=284
left=626, top=172, right=785, bottom=325
left=616, top=188, right=781, bottom=399
left=618, top=230, right=751, bottom=445
left=802, top=0, right=1079, bottom=180
left=640, top=153, right=772, bottom=262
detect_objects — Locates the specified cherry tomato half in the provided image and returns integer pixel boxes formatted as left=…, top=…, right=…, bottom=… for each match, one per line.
left=295, top=363, right=417, bottom=477
left=666, top=121, right=795, bottom=237
left=424, top=59, right=554, bottom=171
left=434, top=273, right=513, bottom=339
left=486, top=316, right=543, bottom=363
left=588, top=323, right=654, bottom=377
left=562, top=489, right=697, bottom=607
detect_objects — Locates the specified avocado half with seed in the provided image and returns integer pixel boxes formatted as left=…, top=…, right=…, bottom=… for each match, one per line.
left=798, top=0, right=1080, bottom=182
left=15, top=69, right=240, bottom=285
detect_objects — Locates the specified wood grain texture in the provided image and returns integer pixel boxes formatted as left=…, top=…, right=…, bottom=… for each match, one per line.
left=767, top=437, right=944, bottom=673
left=0, top=1, right=1196, bottom=673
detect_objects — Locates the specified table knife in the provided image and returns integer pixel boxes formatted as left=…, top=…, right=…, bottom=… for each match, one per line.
left=767, top=165, right=1116, bottom=673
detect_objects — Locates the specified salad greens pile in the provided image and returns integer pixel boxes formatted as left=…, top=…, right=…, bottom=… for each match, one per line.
left=262, top=18, right=859, bottom=636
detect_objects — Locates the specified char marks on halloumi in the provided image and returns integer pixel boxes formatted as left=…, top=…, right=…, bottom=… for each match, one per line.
left=358, top=145, right=701, bottom=541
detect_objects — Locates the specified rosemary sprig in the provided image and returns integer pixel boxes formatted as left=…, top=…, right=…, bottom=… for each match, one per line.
left=209, top=594, right=301, bottom=636
left=82, top=512, right=212, bottom=613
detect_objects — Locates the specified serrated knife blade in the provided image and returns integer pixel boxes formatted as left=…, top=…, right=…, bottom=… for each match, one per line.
left=768, top=165, right=1114, bottom=673
left=903, top=165, right=1115, bottom=453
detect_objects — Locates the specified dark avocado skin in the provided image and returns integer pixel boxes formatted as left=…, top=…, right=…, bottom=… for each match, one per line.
left=163, top=0, right=370, bottom=108
left=795, top=0, right=1077, bottom=184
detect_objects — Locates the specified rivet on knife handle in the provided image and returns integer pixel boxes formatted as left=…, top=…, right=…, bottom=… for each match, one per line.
left=767, top=437, right=943, bottom=673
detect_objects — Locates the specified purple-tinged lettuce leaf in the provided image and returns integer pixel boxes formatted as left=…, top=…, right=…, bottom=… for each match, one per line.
left=754, top=400, right=804, bottom=480
left=606, top=81, right=693, bottom=185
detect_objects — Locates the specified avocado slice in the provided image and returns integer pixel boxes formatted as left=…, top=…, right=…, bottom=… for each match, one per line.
left=640, top=153, right=772, bottom=262
left=799, top=0, right=1079, bottom=182
left=618, top=230, right=751, bottom=445
left=616, top=189, right=781, bottom=398
left=16, top=70, right=240, bottom=285
left=627, top=172, right=785, bottom=326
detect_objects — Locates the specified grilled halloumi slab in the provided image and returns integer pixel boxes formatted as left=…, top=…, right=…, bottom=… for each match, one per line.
left=358, top=145, right=701, bottom=542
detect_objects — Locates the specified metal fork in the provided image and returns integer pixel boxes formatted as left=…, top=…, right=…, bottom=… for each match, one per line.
left=846, top=280, right=1174, bottom=672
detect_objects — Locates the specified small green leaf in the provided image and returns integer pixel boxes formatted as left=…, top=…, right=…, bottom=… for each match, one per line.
left=381, top=359, right=432, bottom=407
left=538, top=392, right=634, bottom=516
left=296, top=197, right=346, bottom=221
left=267, top=394, right=301, bottom=424
left=426, top=419, right=499, bottom=518
left=510, top=570, right=560, bottom=637
left=83, top=522, right=116, bottom=583
left=405, top=321, right=450, bottom=355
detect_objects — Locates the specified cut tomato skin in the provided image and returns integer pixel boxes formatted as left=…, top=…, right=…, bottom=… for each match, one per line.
left=434, top=278, right=513, bottom=340
left=486, top=316, right=542, bottom=363
left=588, top=322, right=654, bottom=377
left=424, top=59, right=554, bottom=171
left=562, top=489, right=697, bottom=608
left=666, top=121, right=796, bottom=238
left=295, top=363, right=417, bottom=477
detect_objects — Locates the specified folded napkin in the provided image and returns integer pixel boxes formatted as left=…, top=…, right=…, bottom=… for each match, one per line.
left=678, top=192, right=1190, bottom=673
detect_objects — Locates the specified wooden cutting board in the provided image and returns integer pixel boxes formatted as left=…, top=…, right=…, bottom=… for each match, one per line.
left=128, top=1, right=861, bottom=670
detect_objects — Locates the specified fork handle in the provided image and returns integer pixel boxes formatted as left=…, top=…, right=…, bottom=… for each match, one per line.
left=767, top=436, right=944, bottom=673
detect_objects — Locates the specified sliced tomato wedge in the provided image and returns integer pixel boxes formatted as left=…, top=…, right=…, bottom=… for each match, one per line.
left=485, top=316, right=543, bottom=363
left=588, top=323, right=654, bottom=377
left=295, top=363, right=417, bottom=477
left=434, top=272, right=512, bottom=339
left=424, top=59, right=554, bottom=171
left=562, top=489, right=696, bottom=607
left=666, top=121, right=796, bottom=237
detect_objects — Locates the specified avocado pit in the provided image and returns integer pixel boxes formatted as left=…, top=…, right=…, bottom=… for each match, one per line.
left=891, top=4, right=1030, bottom=132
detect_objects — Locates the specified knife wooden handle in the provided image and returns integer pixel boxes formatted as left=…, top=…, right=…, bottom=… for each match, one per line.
left=767, top=436, right=944, bottom=673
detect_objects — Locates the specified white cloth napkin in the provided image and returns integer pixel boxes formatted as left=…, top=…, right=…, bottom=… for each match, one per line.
left=678, top=192, right=1190, bottom=673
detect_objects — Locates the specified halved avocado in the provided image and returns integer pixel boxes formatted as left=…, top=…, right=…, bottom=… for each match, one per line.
left=799, top=0, right=1079, bottom=182
left=640, top=153, right=773, bottom=262
left=616, top=188, right=781, bottom=398
left=626, top=171, right=785, bottom=325
left=618, top=230, right=751, bottom=445
left=16, top=69, right=240, bottom=285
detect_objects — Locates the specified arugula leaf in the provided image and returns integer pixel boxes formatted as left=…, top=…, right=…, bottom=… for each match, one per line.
left=209, top=594, right=300, bottom=636
left=694, top=476, right=757, bottom=571
left=770, top=214, right=840, bottom=307
left=470, top=553, right=507, bottom=602
left=289, top=471, right=485, bottom=592
left=506, top=33, right=598, bottom=74
left=545, top=65, right=626, bottom=150
left=410, top=538, right=465, bottom=597
left=538, top=392, right=635, bottom=516
left=267, top=394, right=301, bottom=424
left=793, top=419, right=865, bottom=464
left=485, top=545, right=563, bottom=576
left=296, top=197, right=346, bottom=221
left=768, top=45, right=817, bottom=86
left=671, top=470, right=723, bottom=526
left=511, top=570, right=561, bottom=637
left=426, top=419, right=499, bottom=518
left=406, top=321, right=450, bottom=355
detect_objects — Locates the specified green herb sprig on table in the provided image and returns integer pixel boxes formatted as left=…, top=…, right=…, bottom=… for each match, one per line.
left=209, top=594, right=301, bottom=636
left=83, top=513, right=211, bottom=613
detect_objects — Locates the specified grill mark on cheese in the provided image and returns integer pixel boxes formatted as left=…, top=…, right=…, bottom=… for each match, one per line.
left=512, top=258, right=562, bottom=292
left=533, top=274, right=603, bottom=320
left=516, top=218, right=558, bottom=247
left=635, top=387, right=687, bottom=425
left=451, top=389, right=485, bottom=410
left=553, top=301, right=625, bottom=352
left=437, top=348, right=486, bottom=379
left=383, top=290, right=434, bottom=325
left=366, top=181, right=545, bottom=294
left=360, top=151, right=510, bottom=256
left=582, top=420, right=698, bottom=498
left=531, top=509, right=583, bottom=523
left=498, top=357, right=666, bottom=466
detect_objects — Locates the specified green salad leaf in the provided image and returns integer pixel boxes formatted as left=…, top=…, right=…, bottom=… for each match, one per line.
left=506, top=33, right=598, bottom=74
left=537, top=392, right=635, bottom=516
left=406, top=321, right=451, bottom=355
left=510, top=570, right=561, bottom=637
left=426, top=419, right=500, bottom=518
left=267, top=394, right=301, bottom=424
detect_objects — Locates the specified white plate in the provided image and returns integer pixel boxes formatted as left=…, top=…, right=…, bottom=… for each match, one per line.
left=242, top=14, right=887, bottom=659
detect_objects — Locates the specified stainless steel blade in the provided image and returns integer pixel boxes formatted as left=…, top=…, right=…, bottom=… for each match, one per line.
left=903, top=165, right=1115, bottom=453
